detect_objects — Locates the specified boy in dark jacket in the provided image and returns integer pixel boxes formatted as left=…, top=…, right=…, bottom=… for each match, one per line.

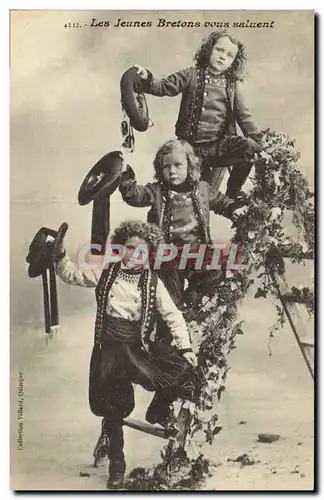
left=119, top=139, right=246, bottom=308
left=134, top=30, right=263, bottom=198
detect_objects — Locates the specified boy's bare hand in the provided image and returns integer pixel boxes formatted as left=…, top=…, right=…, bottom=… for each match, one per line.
left=233, top=205, right=249, bottom=220
left=53, top=243, right=65, bottom=262
left=133, top=64, right=148, bottom=80
left=183, top=351, right=198, bottom=367
left=119, top=154, right=128, bottom=172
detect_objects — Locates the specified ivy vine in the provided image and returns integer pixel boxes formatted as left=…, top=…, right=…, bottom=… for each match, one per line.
left=123, top=129, right=314, bottom=491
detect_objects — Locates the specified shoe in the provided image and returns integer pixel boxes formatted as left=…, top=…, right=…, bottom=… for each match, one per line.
left=102, top=419, right=126, bottom=488
left=226, top=188, right=246, bottom=199
left=146, top=398, right=179, bottom=436
left=107, top=471, right=125, bottom=489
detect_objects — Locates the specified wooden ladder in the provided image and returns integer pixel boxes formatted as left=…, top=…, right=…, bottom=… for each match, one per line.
left=270, top=251, right=314, bottom=380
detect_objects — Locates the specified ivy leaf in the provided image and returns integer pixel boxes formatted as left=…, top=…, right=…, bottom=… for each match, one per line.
left=205, top=380, right=218, bottom=396
left=218, top=305, right=227, bottom=315
left=273, top=171, right=281, bottom=186
left=260, top=151, right=272, bottom=161
left=205, top=429, right=215, bottom=445
left=191, top=422, right=203, bottom=436
left=254, top=287, right=267, bottom=299
left=187, top=402, right=196, bottom=416
left=217, top=385, right=226, bottom=401
left=269, top=207, right=282, bottom=221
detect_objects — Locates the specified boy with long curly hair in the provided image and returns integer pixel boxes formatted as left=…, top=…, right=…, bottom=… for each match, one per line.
left=55, top=220, right=197, bottom=489
left=119, top=138, right=245, bottom=307
left=134, top=30, right=263, bottom=197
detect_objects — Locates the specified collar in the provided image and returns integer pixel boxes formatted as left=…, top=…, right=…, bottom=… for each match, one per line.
left=120, top=262, right=144, bottom=274
left=167, top=181, right=191, bottom=193
left=206, top=66, right=224, bottom=77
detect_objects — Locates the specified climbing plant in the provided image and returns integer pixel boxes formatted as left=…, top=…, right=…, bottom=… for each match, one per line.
left=124, top=128, right=315, bottom=491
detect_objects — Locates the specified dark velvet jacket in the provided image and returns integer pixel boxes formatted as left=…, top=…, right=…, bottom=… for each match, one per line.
left=119, top=175, right=237, bottom=244
left=143, top=66, right=261, bottom=144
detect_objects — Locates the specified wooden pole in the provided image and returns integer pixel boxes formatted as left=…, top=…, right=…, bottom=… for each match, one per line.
left=42, top=270, right=51, bottom=335
left=91, top=191, right=110, bottom=255
left=123, top=417, right=167, bottom=439
left=49, top=264, right=60, bottom=339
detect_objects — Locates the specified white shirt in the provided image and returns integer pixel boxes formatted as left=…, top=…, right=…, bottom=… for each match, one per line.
left=56, top=254, right=191, bottom=350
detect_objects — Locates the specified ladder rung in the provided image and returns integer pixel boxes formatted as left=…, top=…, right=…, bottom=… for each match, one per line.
left=301, top=339, right=314, bottom=348
left=271, top=271, right=314, bottom=380
left=282, top=292, right=312, bottom=305
left=282, top=251, right=314, bottom=260
left=123, top=417, right=168, bottom=439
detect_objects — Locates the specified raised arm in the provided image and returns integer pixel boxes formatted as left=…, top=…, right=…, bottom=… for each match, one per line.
left=208, top=183, right=249, bottom=222
left=118, top=165, right=157, bottom=207
left=135, top=65, right=193, bottom=97
left=205, top=177, right=246, bottom=221
left=209, top=190, right=237, bottom=220
left=55, top=253, right=99, bottom=288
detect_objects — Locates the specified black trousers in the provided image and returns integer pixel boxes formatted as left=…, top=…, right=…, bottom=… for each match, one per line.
left=89, top=338, right=197, bottom=475
left=158, top=263, right=223, bottom=310
left=88, top=339, right=192, bottom=421
left=193, top=135, right=260, bottom=197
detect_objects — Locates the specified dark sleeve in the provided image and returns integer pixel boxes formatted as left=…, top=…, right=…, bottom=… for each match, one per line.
left=234, top=82, right=261, bottom=137
left=209, top=190, right=237, bottom=220
left=142, top=67, right=192, bottom=97
left=248, top=132, right=264, bottom=145
left=118, top=166, right=157, bottom=208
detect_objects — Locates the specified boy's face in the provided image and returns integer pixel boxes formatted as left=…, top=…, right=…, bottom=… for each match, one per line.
left=209, top=36, right=238, bottom=74
left=123, top=236, right=148, bottom=269
left=161, top=149, right=188, bottom=186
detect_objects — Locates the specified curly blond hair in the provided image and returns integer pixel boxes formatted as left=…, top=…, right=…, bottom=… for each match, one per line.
left=153, top=139, right=201, bottom=185
left=110, top=220, right=164, bottom=252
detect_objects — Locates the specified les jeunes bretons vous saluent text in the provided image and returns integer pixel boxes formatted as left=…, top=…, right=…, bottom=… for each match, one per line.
left=64, top=18, right=276, bottom=29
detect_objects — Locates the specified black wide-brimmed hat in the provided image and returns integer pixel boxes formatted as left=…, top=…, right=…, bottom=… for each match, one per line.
left=78, top=150, right=124, bottom=206
left=26, top=227, right=58, bottom=278
left=26, top=222, right=68, bottom=278
left=120, top=67, right=150, bottom=132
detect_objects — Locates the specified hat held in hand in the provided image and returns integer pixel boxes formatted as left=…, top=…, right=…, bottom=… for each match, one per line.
left=26, top=222, right=68, bottom=278
left=78, top=151, right=124, bottom=206
left=120, top=67, right=149, bottom=132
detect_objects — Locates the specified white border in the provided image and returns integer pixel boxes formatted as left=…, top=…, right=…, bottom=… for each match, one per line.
left=3, top=1, right=320, bottom=498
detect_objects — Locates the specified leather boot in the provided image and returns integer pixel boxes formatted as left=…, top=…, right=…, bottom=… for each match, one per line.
left=104, top=419, right=126, bottom=489
left=146, top=393, right=178, bottom=436
left=225, top=163, right=253, bottom=198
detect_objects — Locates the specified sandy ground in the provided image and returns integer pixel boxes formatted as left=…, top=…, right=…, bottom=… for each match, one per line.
left=10, top=271, right=314, bottom=492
